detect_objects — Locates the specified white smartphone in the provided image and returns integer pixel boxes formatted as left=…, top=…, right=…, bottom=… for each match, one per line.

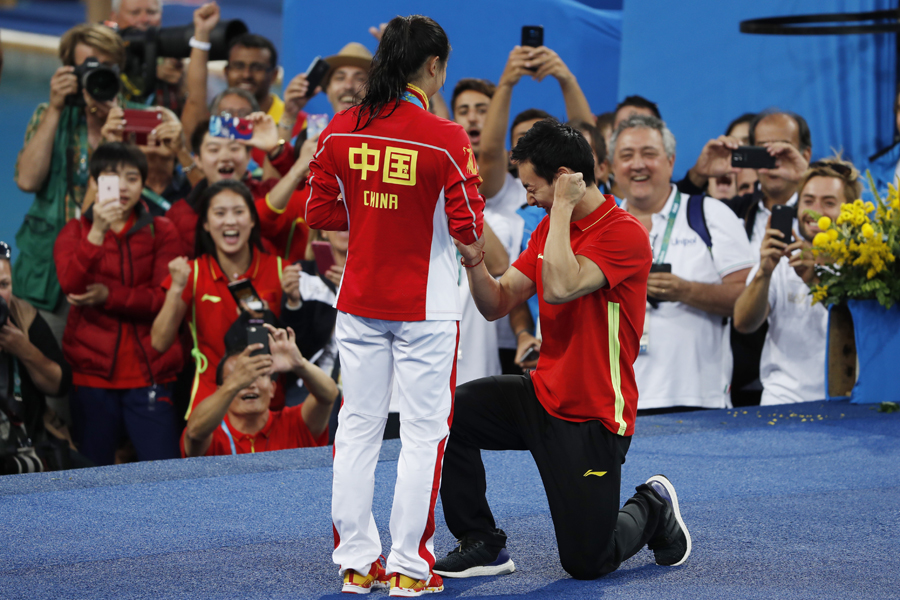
left=97, top=175, right=119, bottom=206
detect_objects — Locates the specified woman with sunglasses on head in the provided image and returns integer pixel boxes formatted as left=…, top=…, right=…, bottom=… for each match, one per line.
left=304, top=14, right=485, bottom=596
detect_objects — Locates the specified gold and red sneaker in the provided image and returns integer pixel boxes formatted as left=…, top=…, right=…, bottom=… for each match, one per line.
left=341, top=559, right=389, bottom=594
left=387, top=571, right=444, bottom=597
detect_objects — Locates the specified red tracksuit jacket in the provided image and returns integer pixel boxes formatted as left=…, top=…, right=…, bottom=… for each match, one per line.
left=305, top=85, right=485, bottom=322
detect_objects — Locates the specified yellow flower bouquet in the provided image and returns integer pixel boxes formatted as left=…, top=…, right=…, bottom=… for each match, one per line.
left=810, top=179, right=900, bottom=308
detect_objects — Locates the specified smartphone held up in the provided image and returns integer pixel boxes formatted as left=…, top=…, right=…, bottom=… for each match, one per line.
left=731, top=146, right=777, bottom=170
left=122, top=109, right=162, bottom=146
left=770, top=204, right=795, bottom=245
left=97, top=174, right=119, bottom=206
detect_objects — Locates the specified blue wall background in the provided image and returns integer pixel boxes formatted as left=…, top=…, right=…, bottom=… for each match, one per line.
left=619, top=0, right=897, bottom=177
left=281, top=0, right=622, bottom=145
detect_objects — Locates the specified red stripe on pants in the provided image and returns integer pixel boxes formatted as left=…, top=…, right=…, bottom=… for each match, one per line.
left=415, top=323, right=459, bottom=569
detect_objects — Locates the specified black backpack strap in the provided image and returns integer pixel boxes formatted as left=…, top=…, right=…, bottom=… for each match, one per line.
left=686, top=194, right=712, bottom=250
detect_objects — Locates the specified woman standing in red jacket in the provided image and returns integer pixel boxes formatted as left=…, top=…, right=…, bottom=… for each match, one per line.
left=54, top=143, right=184, bottom=466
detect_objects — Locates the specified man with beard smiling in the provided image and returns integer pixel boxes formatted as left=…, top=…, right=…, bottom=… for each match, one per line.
left=181, top=325, right=336, bottom=457
left=612, top=114, right=754, bottom=412
left=733, top=158, right=861, bottom=405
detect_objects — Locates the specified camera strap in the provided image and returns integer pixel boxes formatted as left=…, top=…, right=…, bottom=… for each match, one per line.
left=65, top=123, right=90, bottom=221
left=654, top=190, right=682, bottom=264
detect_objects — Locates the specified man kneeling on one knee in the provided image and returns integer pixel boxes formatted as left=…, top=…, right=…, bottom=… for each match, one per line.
left=437, top=118, right=691, bottom=580
left=182, top=325, right=337, bottom=457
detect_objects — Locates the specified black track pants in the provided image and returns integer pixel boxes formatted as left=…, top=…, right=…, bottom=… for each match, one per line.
left=440, top=375, right=667, bottom=580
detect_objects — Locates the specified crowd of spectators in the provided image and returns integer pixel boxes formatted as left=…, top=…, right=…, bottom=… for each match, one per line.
left=1, top=0, right=888, bottom=473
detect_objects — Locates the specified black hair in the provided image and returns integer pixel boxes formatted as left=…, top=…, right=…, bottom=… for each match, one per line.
left=568, top=119, right=606, bottom=164
left=190, top=119, right=251, bottom=160
left=227, top=33, right=278, bottom=70
left=89, top=142, right=148, bottom=185
left=191, top=119, right=210, bottom=154
left=215, top=345, right=246, bottom=386
left=595, top=111, right=615, bottom=133
left=725, top=112, right=756, bottom=137
left=511, top=118, right=596, bottom=186
left=510, top=108, right=552, bottom=145
left=355, top=15, right=450, bottom=131
left=748, top=109, right=812, bottom=152
left=451, top=78, right=496, bottom=115
left=615, top=95, right=662, bottom=120
left=194, top=179, right=264, bottom=259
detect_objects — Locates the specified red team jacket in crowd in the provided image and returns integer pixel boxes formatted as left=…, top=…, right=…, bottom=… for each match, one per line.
left=305, top=85, right=485, bottom=321
left=54, top=206, right=184, bottom=385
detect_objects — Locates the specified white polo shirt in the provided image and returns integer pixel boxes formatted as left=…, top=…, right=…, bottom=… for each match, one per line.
left=622, top=185, right=755, bottom=410
left=456, top=210, right=521, bottom=385
left=486, top=172, right=527, bottom=351
left=746, top=259, right=827, bottom=405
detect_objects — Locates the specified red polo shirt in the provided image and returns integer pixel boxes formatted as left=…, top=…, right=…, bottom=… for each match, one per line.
left=512, top=196, right=651, bottom=436
left=161, top=250, right=283, bottom=416
left=181, top=405, right=327, bottom=456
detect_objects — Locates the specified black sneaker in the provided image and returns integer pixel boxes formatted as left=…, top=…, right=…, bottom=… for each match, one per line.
left=433, top=535, right=516, bottom=578
left=645, top=475, right=692, bottom=566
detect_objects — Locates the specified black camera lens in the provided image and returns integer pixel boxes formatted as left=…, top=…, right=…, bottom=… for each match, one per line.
left=82, top=64, right=120, bottom=102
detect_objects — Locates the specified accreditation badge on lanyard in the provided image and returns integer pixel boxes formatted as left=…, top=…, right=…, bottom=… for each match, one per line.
left=640, top=191, right=681, bottom=355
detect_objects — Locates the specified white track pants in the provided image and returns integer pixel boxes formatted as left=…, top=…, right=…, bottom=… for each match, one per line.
left=332, top=312, right=459, bottom=580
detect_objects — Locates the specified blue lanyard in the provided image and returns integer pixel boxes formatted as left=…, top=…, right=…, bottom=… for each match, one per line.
left=220, top=421, right=237, bottom=455
left=654, top=190, right=682, bottom=264
left=401, top=89, right=426, bottom=111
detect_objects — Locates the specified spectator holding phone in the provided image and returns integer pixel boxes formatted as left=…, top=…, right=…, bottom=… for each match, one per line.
left=706, top=113, right=758, bottom=201
left=152, top=180, right=289, bottom=418
left=53, top=143, right=184, bottom=466
left=14, top=24, right=127, bottom=338
left=733, top=158, right=860, bottom=405
left=612, top=115, right=754, bottom=412
left=680, top=109, right=812, bottom=255
left=101, top=105, right=199, bottom=215
left=181, top=324, right=336, bottom=457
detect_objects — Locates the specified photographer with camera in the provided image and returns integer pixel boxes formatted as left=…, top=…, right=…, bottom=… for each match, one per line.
left=181, top=324, right=335, bottom=457
left=0, top=242, right=82, bottom=475
left=13, top=24, right=127, bottom=338
left=108, top=0, right=186, bottom=115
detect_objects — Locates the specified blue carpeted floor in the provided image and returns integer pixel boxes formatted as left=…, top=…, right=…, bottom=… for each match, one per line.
left=1, top=400, right=898, bottom=599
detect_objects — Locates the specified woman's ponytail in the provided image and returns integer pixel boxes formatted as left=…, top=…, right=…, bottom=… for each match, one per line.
left=354, top=15, right=450, bottom=131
